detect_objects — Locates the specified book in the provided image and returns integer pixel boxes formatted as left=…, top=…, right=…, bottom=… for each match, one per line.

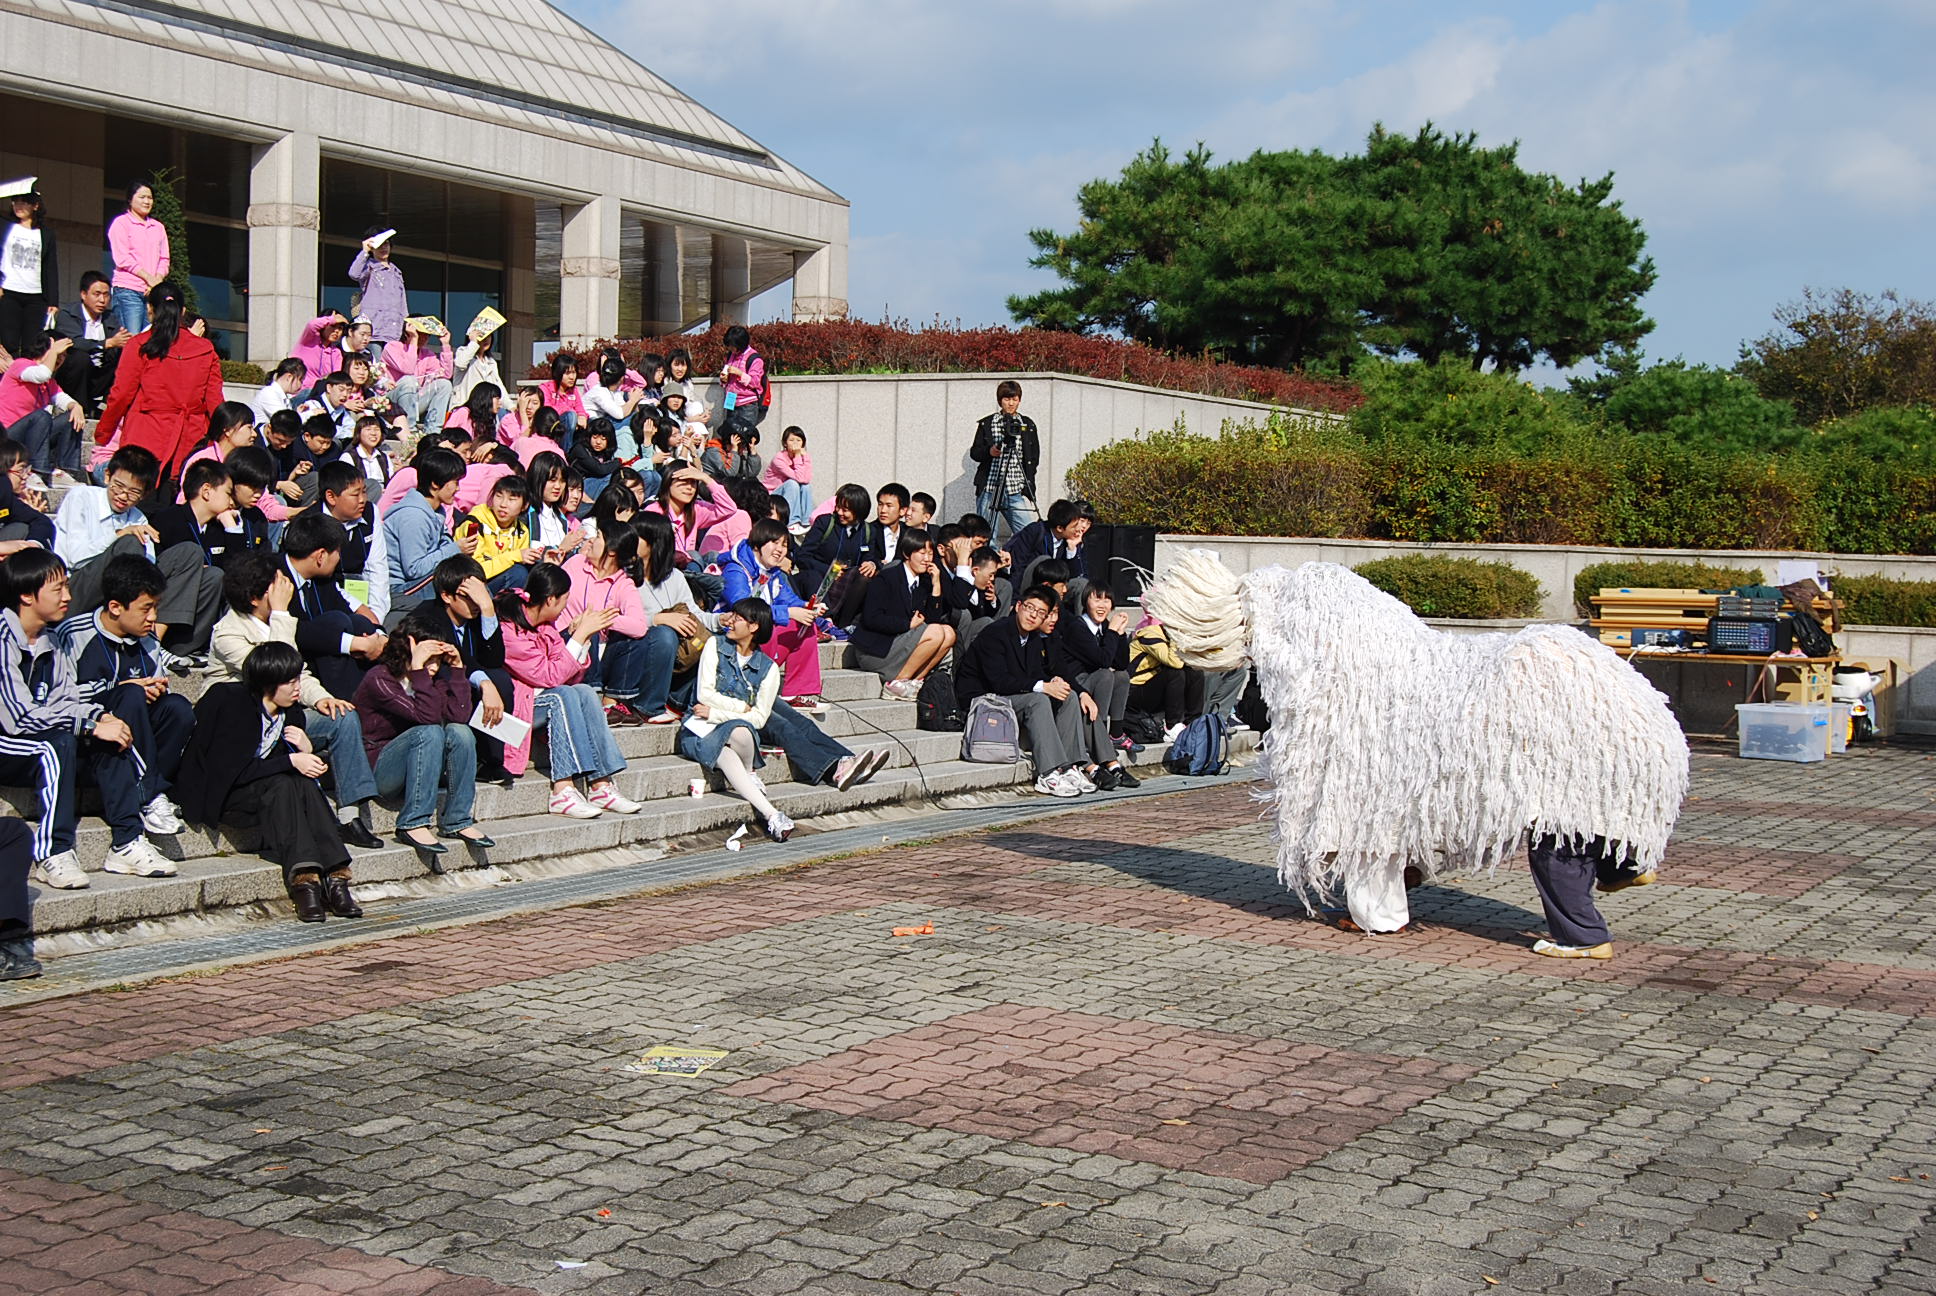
left=468, top=306, right=507, bottom=339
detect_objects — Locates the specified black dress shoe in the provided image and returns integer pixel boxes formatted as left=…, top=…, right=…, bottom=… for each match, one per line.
left=1093, top=764, right=1122, bottom=791
left=396, top=831, right=449, bottom=874
left=321, top=875, right=363, bottom=919
left=1112, top=765, right=1141, bottom=789
left=439, top=829, right=497, bottom=849
left=289, top=880, right=326, bottom=923
left=339, top=820, right=383, bottom=850
left=476, top=765, right=517, bottom=788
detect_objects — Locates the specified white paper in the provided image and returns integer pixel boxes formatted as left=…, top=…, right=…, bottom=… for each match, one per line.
left=725, top=825, right=748, bottom=852
left=0, top=176, right=38, bottom=200
left=1775, top=560, right=1820, bottom=587
left=369, top=228, right=397, bottom=247
left=469, top=701, right=530, bottom=746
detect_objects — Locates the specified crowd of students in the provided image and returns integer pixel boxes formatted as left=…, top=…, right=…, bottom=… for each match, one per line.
left=0, top=203, right=1247, bottom=980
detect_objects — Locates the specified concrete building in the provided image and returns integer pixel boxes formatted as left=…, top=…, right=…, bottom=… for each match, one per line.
left=0, top=0, right=848, bottom=368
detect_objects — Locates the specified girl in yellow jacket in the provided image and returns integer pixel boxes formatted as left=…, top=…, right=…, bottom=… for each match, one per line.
left=1129, top=619, right=1200, bottom=742
left=460, top=474, right=538, bottom=592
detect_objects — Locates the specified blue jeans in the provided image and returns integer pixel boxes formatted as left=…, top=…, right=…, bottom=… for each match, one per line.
left=110, top=287, right=148, bottom=336
left=6, top=409, right=80, bottom=476
left=976, top=485, right=1036, bottom=542
left=373, top=723, right=476, bottom=831
left=532, top=683, right=625, bottom=781
left=389, top=377, right=454, bottom=436
left=305, top=706, right=378, bottom=806
left=760, top=698, right=852, bottom=785
left=588, top=624, right=678, bottom=710
left=775, top=479, right=813, bottom=520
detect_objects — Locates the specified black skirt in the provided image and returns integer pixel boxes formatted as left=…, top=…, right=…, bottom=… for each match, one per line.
left=0, top=817, right=31, bottom=931
left=223, top=772, right=351, bottom=883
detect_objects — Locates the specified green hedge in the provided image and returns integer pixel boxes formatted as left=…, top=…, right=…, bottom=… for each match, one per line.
left=221, top=360, right=266, bottom=386
left=1834, top=576, right=1936, bottom=627
left=1571, top=560, right=1766, bottom=619
left=1070, top=419, right=1936, bottom=556
left=1354, top=555, right=1543, bottom=619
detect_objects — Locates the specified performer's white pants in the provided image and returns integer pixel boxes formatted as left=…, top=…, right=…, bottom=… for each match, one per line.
left=1345, top=861, right=1411, bottom=934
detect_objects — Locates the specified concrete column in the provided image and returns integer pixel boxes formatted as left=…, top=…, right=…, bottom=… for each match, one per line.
left=644, top=221, right=686, bottom=333
left=559, top=195, right=620, bottom=346
left=503, top=195, right=536, bottom=378
left=245, top=130, right=321, bottom=368
left=710, top=234, right=751, bottom=327
left=791, top=242, right=849, bottom=322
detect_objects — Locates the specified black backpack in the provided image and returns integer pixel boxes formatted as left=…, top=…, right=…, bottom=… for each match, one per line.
left=916, top=668, right=964, bottom=731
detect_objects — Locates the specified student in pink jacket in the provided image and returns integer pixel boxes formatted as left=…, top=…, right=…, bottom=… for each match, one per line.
left=537, top=353, right=588, bottom=439
left=291, top=312, right=351, bottom=386
left=493, top=563, right=641, bottom=819
left=759, top=425, right=814, bottom=520
left=382, top=320, right=454, bottom=438
left=561, top=520, right=676, bottom=726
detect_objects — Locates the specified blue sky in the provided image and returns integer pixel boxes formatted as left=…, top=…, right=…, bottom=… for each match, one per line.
left=567, top=0, right=1933, bottom=377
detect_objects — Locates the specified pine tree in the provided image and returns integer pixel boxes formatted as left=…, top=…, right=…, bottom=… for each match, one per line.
left=147, top=167, right=196, bottom=312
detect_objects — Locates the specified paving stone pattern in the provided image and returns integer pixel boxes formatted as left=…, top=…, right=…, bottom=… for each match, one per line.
left=1, top=746, right=1935, bottom=1293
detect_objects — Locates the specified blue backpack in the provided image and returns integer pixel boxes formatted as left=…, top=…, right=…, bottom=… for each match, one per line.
left=1163, top=712, right=1229, bottom=776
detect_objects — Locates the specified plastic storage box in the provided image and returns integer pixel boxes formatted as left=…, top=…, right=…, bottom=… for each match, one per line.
left=1736, top=702, right=1830, bottom=763
left=1830, top=701, right=1852, bottom=754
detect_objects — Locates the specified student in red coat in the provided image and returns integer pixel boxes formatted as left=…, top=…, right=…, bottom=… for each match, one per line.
left=94, top=284, right=223, bottom=483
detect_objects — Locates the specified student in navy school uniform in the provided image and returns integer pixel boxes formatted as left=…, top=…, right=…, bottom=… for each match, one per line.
left=209, top=445, right=276, bottom=568
left=51, top=554, right=194, bottom=879
left=281, top=512, right=388, bottom=703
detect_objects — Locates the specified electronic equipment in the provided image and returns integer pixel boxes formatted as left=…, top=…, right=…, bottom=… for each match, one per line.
left=1706, top=616, right=1792, bottom=654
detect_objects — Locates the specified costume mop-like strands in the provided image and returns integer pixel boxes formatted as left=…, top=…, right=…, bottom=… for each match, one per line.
left=1241, top=561, right=1689, bottom=954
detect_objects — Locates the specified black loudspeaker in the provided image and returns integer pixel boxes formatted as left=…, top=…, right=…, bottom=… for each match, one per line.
left=1086, top=525, right=1156, bottom=605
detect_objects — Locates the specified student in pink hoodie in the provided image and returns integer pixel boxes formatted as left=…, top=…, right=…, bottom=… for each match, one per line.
left=759, top=425, right=814, bottom=520
left=382, top=319, right=454, bottom=438
left=560, top=518, right=666, bottom=726
left=493, top=563, right=641, bottom=819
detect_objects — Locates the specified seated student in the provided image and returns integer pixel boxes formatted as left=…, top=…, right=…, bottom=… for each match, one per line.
left=208, top=552, right=382, bottom=847
left=793, top=482, right=882, bottom=617
left=0, top=331, right=85, bottom=479
left=341, top=414, right=394, bottom=491
left=630, top=511, right=715, bottom=724
left=648, top=463, right=740, bottom=607
left=444, top=382, right=501, bottom=439
left=0, top=549, right=134, bottom=890
left=706, top=474, right=770, bottom=564
left=53, top=554, right=196, bottom=877
left=304, top=460, right=390, bottom=625
left=178, top=642, right=362, bottom=923
left=251, top=357, right=307, bottom=427
left=568, top=417, right=622, bottom=500
left=374, top=431, right=467, bottom=520
left=383, top=446, right=475, bottom=620
left=298, top=369, right=359, bottom=443
left=872, top=482, right=910, bottom=560
left=293, top=414, right=342, bottom=504
left=352, top=609, right=492, bottom=864
left=494, top=562, right=640, bottom=819
left=251, top=409, right=307, bottom=525
left=459, top=472, right=536, bottom=594
left=0, top=818, right=37, bottom=979
left=1006, top=498, right=1095, bottom=590
left=175, top=402, right=258, bottom=501
left=759, top=425, right=813, bottom=524
left=453, top=442, right=519, bottom=515
left=282, top=513, right=387, bottom=701
left=143, top=457, right=238, bottom=650
left=1029, top=557, right=1074, bottom=605
left=414, top=555, right=516, bottom=784
left=209, top=445, right=275, bottom=568
left=851, top=529, right=955, bottom=701
left=956, top=582, right=1091, bottom=799
left=561, top=516, right=653, bottom=726
left=55, top=445, right=213, bottom=653
left=906, top=491, right=936, bottom=531
left=525, top=451, right=586, bottom=562
left=511, top=404, right=567, bottom=471
left=702, top=424, right=762, bottom=483
left=0, top=438, right=56, bottom=549
left=1129, top=617, right=1204, bottom=743
left=677, top=598, right=793, bottom=842
left=721, top=518, right=826, bottom=710
left=52, top=272, right=127, bottom=421
left=951, top=543, right=1005, bottom=651
left=1049, top=581, right=1140, bottom=790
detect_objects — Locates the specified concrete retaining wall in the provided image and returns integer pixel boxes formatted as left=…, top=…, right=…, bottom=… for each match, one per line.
left=1160, top=535, right=1936, bottom=622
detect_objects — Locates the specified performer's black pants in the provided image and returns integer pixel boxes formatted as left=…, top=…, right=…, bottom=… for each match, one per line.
left=1528, top=834, right=1622, bottom=947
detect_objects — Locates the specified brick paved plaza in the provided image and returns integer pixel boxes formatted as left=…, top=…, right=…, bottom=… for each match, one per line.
left=2, top=747, right=1934, bottom=1294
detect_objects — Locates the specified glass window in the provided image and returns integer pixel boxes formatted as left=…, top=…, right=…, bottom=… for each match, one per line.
left=184, top=222, right=247, bottom=324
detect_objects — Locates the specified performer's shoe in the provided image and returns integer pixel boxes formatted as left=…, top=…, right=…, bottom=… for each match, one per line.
left=1532, top=939, right=1613, bottom=960
left=1596, top=870, right=1656, bottom=894
left=1402, top=866, right=1424, bottom=890
left=1338, top=917, right=1408, bottom=935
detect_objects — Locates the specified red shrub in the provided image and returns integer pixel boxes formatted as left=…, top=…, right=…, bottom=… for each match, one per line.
left=535, top=321, right=1360, bottom=413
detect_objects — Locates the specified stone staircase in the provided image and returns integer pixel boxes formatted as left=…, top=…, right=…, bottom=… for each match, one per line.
left=7, top=639, right=1254, bottom=941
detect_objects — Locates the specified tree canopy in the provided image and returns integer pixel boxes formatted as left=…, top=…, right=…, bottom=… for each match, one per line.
left=1009, top=125, right=1656, bottom=375
left=1737, top=287, right=1936, bottom=424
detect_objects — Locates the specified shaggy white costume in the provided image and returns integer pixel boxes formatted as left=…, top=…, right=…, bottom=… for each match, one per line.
left=1142, top=549, right=1247, bottom=670
left=1242, top=562, right=1688, bottom=936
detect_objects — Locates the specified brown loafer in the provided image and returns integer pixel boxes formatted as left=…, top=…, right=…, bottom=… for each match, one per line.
left=290, top=880, right=326, bottom=923
left=322, top=875, right=363, bottom=919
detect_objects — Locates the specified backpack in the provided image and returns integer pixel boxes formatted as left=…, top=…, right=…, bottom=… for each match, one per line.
left=1163, top=712, right=1229, bottom=777
left=961, top=694, right=1023, bottom=762
left=1122, top=709, right=1165, bottom=744
left=916, top=668, right=964, bottom=732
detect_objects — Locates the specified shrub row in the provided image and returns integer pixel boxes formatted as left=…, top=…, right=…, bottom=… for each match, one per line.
left=1571, top=560, right=1766, bottom=619
left=1832, top=576, right=1936, bottom=628
left=1354, top=555, right=1544, bottom=619
left=1068, top=417, right=1936, bottom=557
left=537, top=321, right=1362, bottom=413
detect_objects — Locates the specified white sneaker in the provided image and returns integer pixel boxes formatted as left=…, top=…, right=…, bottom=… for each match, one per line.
left=1036, top=772, right=1080, bottom=798
left=1162, top=722, right=1187, bottom=742
left=859, top=748, right=892, bottom=783
left=1067, top=766, right=1098, bottom=793
left=588, top=782, right=642, bottom=814
left=765, top=810, right=795, bottom=842
left=31, top=850, right=88, bottom=889
left=882, top=679, right=919, bottom=701
left=104, top=838, right=178, bottom=877
left=1226, top=718, right=1251, bottom=733
left=549, top=786, right=603, bottom=818
left=141, top=795, right=184, bottom=835
left=832, top=755, right=864, bottom=791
